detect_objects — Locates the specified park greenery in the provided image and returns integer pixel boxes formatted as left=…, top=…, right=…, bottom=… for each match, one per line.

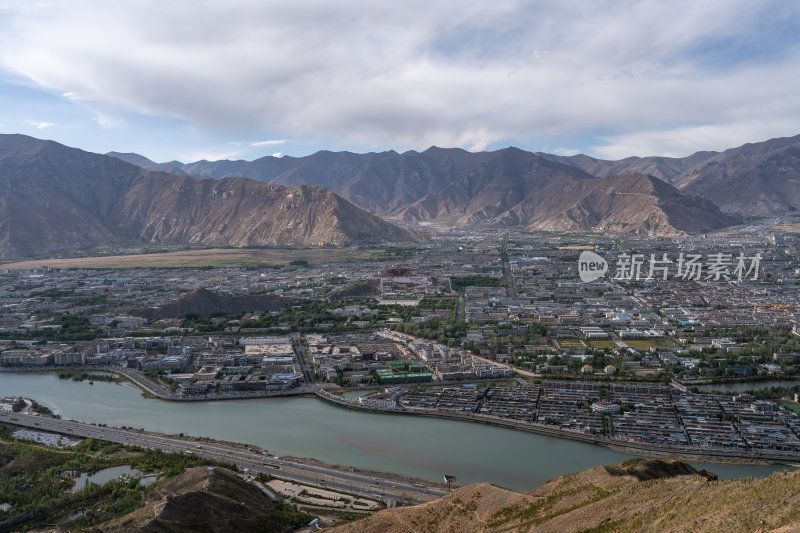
left=0, top=426, right=222, bottom=530
left=0, top=423, right=312, bottom=531
left=0, top=313, right=105, bottom=342
left=179, top=296, right=458, bottom=337
left=58, top=372, right=120, bottom=383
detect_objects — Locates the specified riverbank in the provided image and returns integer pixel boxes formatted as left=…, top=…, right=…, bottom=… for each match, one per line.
left=7, top=366, right=800, bottom=466
left=313, top=390, right=800, bottom=465
left=0, top=370, right=787, bottom=488
left=1, top=366, right=316, bottom=402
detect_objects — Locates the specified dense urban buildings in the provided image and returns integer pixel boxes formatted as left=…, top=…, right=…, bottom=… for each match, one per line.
left=1, top=222, right=799, bottom=460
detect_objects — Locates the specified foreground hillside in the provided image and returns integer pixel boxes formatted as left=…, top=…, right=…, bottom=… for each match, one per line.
left=335, top=459, right=800, bottom=533
left=97, top=467, right=312, bottom=532
left=0, top=428, right=311, bottom=532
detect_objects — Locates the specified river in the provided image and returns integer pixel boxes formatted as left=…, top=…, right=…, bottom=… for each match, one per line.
left=0, top=371, right=790, bottom=489
left=696, top=380, right=800, bottom=394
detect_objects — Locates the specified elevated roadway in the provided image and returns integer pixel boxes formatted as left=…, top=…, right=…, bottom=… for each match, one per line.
left=0, top=411, right=444, bottom=505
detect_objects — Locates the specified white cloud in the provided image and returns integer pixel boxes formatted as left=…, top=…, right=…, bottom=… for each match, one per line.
left=0, top=1, right=798, bottom=156
left=62, top=91, right=91, bottom=101
left=467, top=141, right=488, bottom=152
left=25, top=120, right=53, bottom=129
left=93, top=113, right=125, bottom=128
left=249, top=139, right=285, bottom=147
left=180, top=148, right=246, bottom=162
left=553, top=148, right=580, bottom=156
left=593, top=118, right=800, bottom=159
left=272, top=152, right=283, bottom=158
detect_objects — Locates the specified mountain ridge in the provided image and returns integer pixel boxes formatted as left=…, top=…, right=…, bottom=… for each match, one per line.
left=116, top=133, right=800, bottom=218
left=96, top=466, right=312, bottom=532
left=155, top=145, right=737, bottom=235
left=558, top=133, right=800, bottom=215
left=0, top=134, right=422, bottom=259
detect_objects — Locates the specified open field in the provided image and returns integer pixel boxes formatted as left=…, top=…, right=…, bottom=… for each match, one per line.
left=624, top=338, right=682, bottom=349
left=556, top=339, right=586, bottom=348
left=623, top=340, right=655, bottom=349
left=779, top=401, right=800, bottom=415
left=589, top=340, right=619, bottom=348
left=776, top=223, right=800, bottom=233
left=0, top=247, right=398, bottom=270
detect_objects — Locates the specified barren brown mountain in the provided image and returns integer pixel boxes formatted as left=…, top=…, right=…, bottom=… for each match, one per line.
left=396, top=171, right=737, bottom=235
left=559, top=133, right=800, bottom=216
left=136, top=134, right=800, bottom=220
left=0, top=134, right=421, bottom=259
left=130, top=145, right=740, bottom=234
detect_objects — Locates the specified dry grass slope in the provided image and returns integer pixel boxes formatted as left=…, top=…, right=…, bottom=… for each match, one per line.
left=333, top=460, right=800, bottom=533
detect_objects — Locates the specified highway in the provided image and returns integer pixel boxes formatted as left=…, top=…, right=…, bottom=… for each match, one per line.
left=0, top=411, right=444, bottom=505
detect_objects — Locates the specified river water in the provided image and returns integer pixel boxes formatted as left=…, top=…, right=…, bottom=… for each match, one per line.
left=72, top=465, right=158, bottom=491
left=0, top=372, right=790, bottom=489
left=696, top=380, right=800, bottom=393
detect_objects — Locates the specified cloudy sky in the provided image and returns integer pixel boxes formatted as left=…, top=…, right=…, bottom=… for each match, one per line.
left=0, top=1, right=798, bottom=162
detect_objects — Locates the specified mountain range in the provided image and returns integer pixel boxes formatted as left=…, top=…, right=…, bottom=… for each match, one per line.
left=555, top=134, right=800, bottom=216
left=0, top=135, right=420, bottom=260
left=3, top=133, right=796, bottom=259
left=115, top=133, right=800, bottom=218
left=108, top=147, right=739, bottom=236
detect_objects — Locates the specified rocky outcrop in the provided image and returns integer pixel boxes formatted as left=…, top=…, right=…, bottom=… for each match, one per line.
left=136, top=288, right=291, bottom=319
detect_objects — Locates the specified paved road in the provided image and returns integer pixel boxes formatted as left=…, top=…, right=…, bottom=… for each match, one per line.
left=292, top=335, right=316, bottom=386
left=501, top=234, right=517, bottom=297
left=0, top=411, right=444, bottom=505
left=456, top=294, right=465, bottom=323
